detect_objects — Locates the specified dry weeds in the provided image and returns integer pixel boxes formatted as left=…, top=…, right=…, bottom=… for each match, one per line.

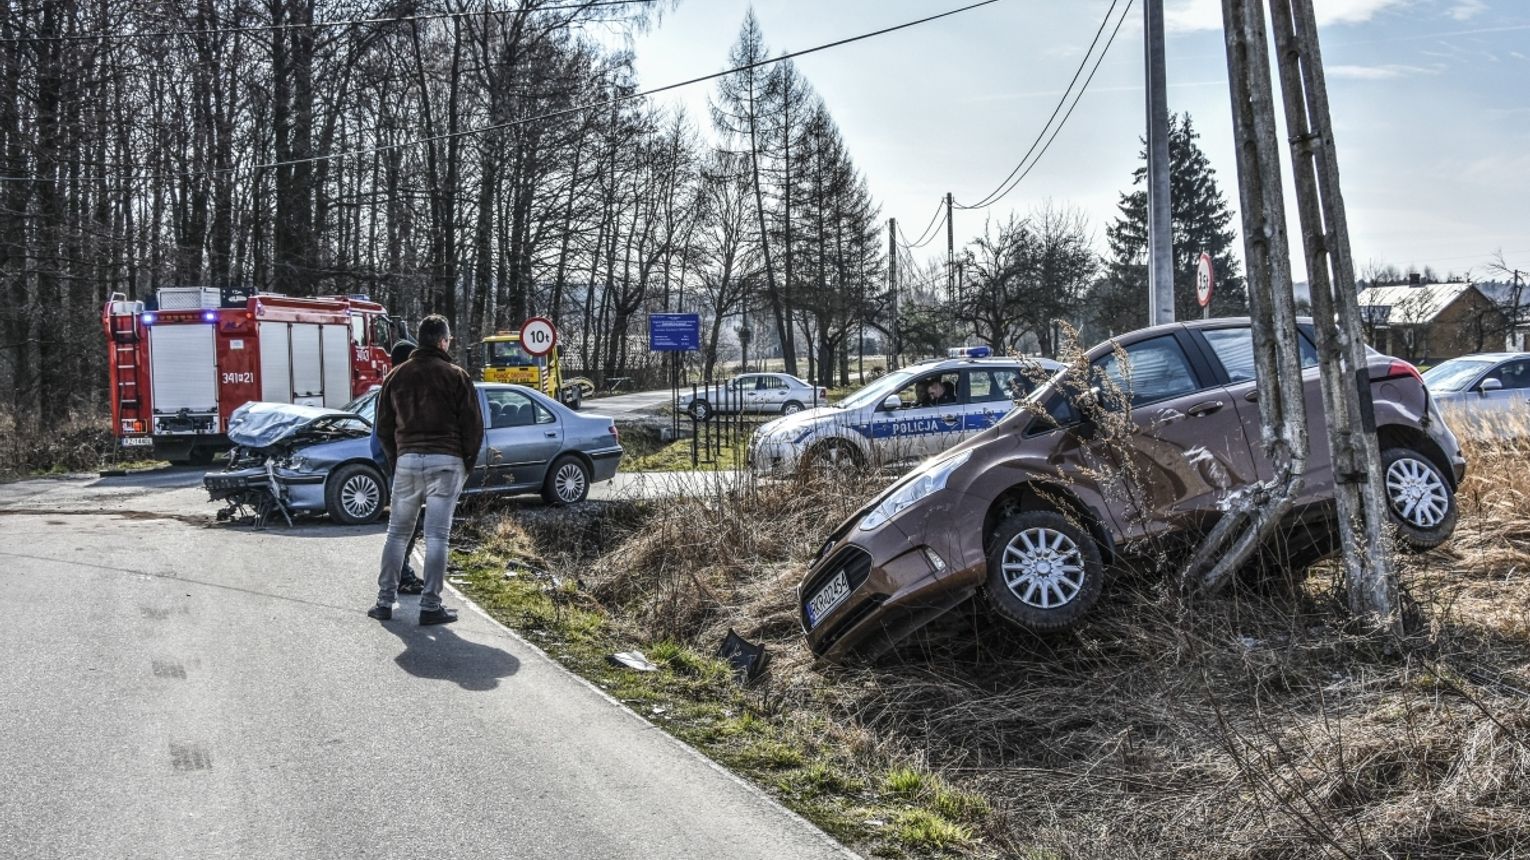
left=482, top=428, right=1530, bottom=858
left=0, top=410, right=122, bottom=480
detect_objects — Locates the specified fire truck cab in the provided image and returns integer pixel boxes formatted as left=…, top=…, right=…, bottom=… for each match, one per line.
left=104, top=287, right=399, bottom=465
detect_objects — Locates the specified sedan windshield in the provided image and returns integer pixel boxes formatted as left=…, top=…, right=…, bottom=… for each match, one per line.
left=343, top=389, right=380, bottom=423
left=1422, top=359, right=1493, bottom=392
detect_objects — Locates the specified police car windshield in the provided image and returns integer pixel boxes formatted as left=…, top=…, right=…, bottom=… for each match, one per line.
left=837, top=370, right=917, bottom=411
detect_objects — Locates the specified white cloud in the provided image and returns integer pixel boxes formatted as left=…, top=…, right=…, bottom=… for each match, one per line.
left=1448, top=1, right=1489, bottom=22
left=1327, top=63, right=1444, bottom=79
left=1166, top=0, right=1405, bottom=33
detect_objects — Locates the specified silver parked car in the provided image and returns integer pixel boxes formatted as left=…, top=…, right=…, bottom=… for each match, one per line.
left=682, top=372, right=827, bottom=421
left=205, top=383, right=623, bottom=524
left=1423, top=352, right=1530, bottom=438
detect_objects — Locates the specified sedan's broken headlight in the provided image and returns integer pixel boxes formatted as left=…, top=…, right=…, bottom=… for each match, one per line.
left=859, top=450, right=971, bottom=531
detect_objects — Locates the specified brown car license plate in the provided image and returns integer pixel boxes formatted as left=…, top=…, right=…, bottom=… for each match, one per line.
left=806, top=570, right=850, bottom=628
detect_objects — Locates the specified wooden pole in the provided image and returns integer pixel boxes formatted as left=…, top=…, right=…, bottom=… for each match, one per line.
left=1268, top=0, right=1397, bottom=625
left=1181, top=0, right=1310, bottom=593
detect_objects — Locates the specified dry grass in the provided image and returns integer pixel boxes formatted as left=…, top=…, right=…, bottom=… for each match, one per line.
left=0, top=410, right=122, bottom=480
left=468, top=426, right=1530, bottom=858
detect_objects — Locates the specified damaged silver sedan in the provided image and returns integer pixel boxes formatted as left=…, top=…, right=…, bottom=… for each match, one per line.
left=205, top=384, right=624, bottom=526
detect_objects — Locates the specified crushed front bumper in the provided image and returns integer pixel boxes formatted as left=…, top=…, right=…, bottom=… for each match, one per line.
left=799, top=491, right=986, bottom=663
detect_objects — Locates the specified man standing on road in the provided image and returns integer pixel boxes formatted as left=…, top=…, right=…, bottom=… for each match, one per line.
left=370, top=339, right=426, bottom=595
left=368, top=315, right=483, bottom=625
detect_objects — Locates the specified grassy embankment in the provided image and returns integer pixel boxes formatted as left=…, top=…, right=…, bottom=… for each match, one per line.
left=455, top=416, right=1530, bottom=858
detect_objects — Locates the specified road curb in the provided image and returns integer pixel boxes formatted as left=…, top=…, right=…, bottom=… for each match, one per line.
left=432, top=552, right=862, bottom=860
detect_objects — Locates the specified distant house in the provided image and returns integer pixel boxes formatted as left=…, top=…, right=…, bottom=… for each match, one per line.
left=1475, top=280, right=1530, bottom=352
left=1356, top=281, right=1507, bottom=365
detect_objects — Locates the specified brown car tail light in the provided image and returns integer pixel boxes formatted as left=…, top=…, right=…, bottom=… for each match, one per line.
left=1376, top=359, right=1424, bottom=384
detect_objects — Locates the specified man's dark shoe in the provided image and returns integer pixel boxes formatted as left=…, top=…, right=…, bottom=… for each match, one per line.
left=367, top=605, right=393, bottom=621
left=398, top=571, right=425, bottom=595
left=418, top=606, right=457, bottom=626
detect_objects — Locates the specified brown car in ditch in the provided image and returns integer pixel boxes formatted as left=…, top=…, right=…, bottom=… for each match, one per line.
left=800, top=319, right=1466, bottom=663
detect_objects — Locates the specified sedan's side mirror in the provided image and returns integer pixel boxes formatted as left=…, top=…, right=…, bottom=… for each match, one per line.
left=1480, top=377, right=1504, bottom=394
left=881, top=394, right=903, bottom=412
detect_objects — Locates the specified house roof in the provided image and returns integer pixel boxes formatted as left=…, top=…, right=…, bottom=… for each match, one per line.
left=1356, top=283, right=1481, bottom=325
left=1476, top=280, right=1529, bottom=309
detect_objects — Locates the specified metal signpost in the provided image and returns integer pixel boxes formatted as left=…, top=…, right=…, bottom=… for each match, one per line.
left=649, top=313, right=701, bottom=455
left=1196, top=252, right=1215, bottom=319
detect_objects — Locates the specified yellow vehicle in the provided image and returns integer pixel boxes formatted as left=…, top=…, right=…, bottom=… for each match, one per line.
left=480, top=332, right=588, bottom=409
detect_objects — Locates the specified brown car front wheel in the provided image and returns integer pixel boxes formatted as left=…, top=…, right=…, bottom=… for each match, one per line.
left=984, top=510, right=1105, bottom=633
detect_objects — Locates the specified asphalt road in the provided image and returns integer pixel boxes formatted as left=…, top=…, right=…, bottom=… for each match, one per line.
left=0, top=467, right=849, bottom=860
left=580, top=388, right=674, bottom=421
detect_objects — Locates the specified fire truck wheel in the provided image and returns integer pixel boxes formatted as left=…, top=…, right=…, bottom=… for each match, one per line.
left=187, top=446, right=217, bottom=467
left=542, top=456, right=590, bottom=506
left=327, top=463, right=389, bottom=525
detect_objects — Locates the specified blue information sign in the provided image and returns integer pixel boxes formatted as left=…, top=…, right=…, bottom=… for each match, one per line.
left=649, top=313, right=701, bottom=352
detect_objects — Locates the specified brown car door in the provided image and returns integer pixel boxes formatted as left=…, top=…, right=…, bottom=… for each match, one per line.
left=1089, top=332, right=1264, bottom=542
left=1191, top=325, right=1331, bottom=505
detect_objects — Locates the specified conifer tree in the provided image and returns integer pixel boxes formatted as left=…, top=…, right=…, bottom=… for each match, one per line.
left=1095, top=113, right=1246, bottom=335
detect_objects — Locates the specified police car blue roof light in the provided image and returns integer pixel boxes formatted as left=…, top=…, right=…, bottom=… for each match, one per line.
left=948, top=345, right=992, bottom=359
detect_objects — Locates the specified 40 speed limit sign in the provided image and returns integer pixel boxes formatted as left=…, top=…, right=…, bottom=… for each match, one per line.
left=519, top=317, right=557, bottom=356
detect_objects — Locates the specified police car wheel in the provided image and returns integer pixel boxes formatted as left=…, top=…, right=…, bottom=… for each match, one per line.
left=782, top=400, right=804, bottom=415
left=688, top=400, right=711, bottom=422
left=327, top=463, right=388, bottom=525
left=804, top=440, right=863, bottom=471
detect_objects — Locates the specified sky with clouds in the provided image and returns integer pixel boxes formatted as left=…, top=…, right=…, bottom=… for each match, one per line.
left=624, top=0, right=1530, bottom=283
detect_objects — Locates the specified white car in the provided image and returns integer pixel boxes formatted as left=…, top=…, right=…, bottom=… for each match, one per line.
left=747, top=352, right=1064, bottom=475
left=682, top=372, right=827, bottom=421
left=1423, top=352, right=1530, bottom=438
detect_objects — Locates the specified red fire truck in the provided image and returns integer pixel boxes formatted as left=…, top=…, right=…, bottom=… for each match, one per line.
left=103, top=287, right=402, bottom=464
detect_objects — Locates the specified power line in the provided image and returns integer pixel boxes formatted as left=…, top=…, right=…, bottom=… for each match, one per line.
left=0, top=0, right=1003, bottom=184
left=898, top=199, right=946, bottom=250
left=955, top=0, right=1125, bottom=211
left=955, top=0, right=1131, bottom=211
left=0, top=0, right=657, bottom=43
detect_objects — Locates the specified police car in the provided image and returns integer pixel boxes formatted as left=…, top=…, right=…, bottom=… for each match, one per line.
left=747, top=347, right=1064, bottom=475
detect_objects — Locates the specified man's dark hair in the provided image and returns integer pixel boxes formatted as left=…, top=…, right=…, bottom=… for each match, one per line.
left=417, top=314, right=451, bottom=348
left=389, top=340, right=417, bottom=366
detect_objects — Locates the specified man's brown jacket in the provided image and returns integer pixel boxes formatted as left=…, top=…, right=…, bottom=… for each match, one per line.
left=374, top=344, right=484, bottom=470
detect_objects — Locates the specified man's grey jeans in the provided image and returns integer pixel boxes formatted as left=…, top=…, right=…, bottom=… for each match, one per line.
left=377, top=453, right=466, bottom=612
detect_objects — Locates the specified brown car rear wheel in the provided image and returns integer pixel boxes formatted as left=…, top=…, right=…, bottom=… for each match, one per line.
left=984, top=510, right=1104, bottom=633
left=1380, top=447, right=1457, bottom=552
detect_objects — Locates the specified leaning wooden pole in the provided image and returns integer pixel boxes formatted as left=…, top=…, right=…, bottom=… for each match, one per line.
left=1180, top=0, right=1310, bottom=593
left=1267, top=0, right=1398, bottom=625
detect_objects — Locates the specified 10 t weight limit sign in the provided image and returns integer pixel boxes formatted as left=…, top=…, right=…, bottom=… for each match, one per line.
left=519, top=317, right=557, bottom=356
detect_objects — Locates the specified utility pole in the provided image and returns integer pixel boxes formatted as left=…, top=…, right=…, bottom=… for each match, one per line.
left=946, top=192, right=955, bottom=300
left=1145, top=0, right=1175, bottom=325
left=888, top=218, right=899, bottom=370
left=1513, top=269, right=1524, bottom=350
left=1262, top=0, right=1397, bottom=626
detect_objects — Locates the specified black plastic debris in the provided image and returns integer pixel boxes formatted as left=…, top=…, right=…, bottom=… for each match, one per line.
left=607, top=651, right=658, bottom=672
left=717, top=629, right=769, bottom=684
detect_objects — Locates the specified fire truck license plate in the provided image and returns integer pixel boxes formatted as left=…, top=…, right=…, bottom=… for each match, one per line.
left=121, top=437, right=153, bottom=448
